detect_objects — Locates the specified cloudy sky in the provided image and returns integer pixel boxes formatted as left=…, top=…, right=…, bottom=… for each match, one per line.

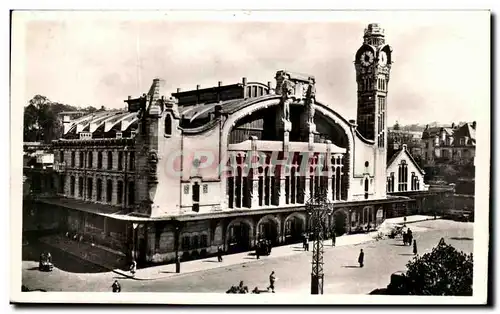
left=15, top=11, right=489, bottom=126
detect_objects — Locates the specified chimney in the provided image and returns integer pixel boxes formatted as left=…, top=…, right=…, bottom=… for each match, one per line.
left=451, top=122, right=455, bottom=128
left=267, top=81, right=272, bottom=94
left=242, top=77, right=247, bottom=85
left=176, top=88, right=181, bottom=93
left=218, top=81, right=223, bottom=87
left=128, top=96, right=131, bottom=100
left=472, top=121, right=477, bottom=129
left=196, top=84, right=201, bottom=90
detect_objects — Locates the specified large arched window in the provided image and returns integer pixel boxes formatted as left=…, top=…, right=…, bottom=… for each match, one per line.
left=398, top=160, right=408, bottom=191
left=165, top=114, right=172, bottom=136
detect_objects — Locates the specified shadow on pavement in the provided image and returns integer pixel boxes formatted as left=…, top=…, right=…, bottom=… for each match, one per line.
left=342, top=265, right=360, bottom=268
left=399, top=253, right=415, bottom=256
left=391, top=244, right=407, bottom=246
left=202, top=260, right=220, bottom=263
left=449, top=237, right=473, bottom=241
left=22, top=240, right=109, bottom=274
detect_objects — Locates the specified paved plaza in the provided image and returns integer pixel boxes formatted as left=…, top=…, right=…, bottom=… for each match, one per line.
left=21, top=218, right=473, bottom=294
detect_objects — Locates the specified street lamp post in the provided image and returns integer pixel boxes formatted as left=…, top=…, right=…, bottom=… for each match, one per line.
left=306, top=192, right=333, bottom=295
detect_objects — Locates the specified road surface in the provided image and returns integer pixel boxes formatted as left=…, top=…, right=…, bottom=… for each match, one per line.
left=21, top=220, right=473, bottom=294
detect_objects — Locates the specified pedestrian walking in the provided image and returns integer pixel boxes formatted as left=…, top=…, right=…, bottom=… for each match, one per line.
left=217, top=246, right=223, bottom=262
left=331, top=230, right=336, bottom=247
left=358, top=249, right=364, bottom=268
left=256, top=242, right=260, bottom=259
left=267, top=271, right=276, bottom=293
left=129, top=260, right=137, bottom=277
left=111, top=280, right=121, bottom=293
left=413, top=240, right=418, bottom=255
left=302, top=234, right=307, bottom=251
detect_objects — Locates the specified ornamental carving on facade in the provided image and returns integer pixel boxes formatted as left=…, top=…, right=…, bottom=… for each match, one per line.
left=148, top=151, right=159, bottom=182
left=305, top=77, right=316, bottom=126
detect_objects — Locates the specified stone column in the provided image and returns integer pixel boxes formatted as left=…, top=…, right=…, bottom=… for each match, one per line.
left=251, top=174, right=260, bottom=208
left=279, top=166, right=287, bottom=206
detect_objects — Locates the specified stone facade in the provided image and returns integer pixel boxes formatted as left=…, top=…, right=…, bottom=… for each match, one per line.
left=25, top=23, right=428, bottom=266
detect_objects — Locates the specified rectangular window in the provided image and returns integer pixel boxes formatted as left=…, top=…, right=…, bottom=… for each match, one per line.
left=192, top=182, right=200, bottom=212
left=71, top=152, right=75, bottom=167
left=60, top=151, right=64, bottom=163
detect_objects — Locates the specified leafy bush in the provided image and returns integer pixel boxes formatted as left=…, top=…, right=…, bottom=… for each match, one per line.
left=400, top=238, right=473, bottom=295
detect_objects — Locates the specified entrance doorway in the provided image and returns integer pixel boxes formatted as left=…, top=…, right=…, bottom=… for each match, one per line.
left=333, top=210, right=348, bottom=236
left=284, top=215, right=304, bottom=244
left=258, top=220, right=279, bottom=245
left=227, top=222, right=251, bottom=254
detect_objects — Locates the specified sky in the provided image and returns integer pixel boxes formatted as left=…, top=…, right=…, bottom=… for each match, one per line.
left=15, top=11, right=490, bottom=126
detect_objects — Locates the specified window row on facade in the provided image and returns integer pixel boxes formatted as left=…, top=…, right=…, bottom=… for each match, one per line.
left=60, top=174, right=136, bottom=207
left=59, top=150, right=135, bottom=171
left=227, top=165, right=347, bottom=209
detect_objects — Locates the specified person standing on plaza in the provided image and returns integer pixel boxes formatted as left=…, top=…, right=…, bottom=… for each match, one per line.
left=303, top=233, right=307, bottom=251
left=217, top=246, right=223, bottom=262
left=413, top=240, right=418, bottom=255
left=358, top=249, right=364, bottom=268
left=111, top=280, right=121, bottom=293
left=331, top=230, right=336, bottom=247
left=267, top=271, right=277, bottom=293
left=129, top=259, right=137, bottom=277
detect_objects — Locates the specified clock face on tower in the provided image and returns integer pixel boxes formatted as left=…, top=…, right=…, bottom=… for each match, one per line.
left=379, top=51, right=388, bottom=66
left=360, top=51, right=374, bottom=67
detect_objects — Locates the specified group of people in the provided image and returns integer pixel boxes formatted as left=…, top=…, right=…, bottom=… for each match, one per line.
left=226, top=271, right=277, bottom=294
left=402, top=228, right=418, bottom=255
left=255, top=239, right=272, bottom=259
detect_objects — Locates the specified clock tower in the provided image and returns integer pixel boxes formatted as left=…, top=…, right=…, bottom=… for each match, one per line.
left=355, top=23, right=393, bottom=199
left=354, top=23, right=392, bottom=148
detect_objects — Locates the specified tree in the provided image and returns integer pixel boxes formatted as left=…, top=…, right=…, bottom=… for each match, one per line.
left=23, top=95, right=84, bottom=143
left=397, top=238, right=473, bottom=295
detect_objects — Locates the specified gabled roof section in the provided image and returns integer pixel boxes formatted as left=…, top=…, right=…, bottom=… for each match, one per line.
left=452, top=122, right=476, bottom=145
left=387, top=144, right=425, bottom=175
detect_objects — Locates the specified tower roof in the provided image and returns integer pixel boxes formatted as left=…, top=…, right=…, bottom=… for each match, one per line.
left=364, top=23, right=385, bottom=37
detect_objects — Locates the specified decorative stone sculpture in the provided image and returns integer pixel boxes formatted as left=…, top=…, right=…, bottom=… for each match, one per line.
left=281, top=77, right=294, bottom=124
left=305, top=77, right=316, bottom=125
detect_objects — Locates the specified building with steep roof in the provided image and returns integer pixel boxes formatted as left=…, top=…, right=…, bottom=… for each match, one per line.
left=421, top=122, right=476, bottom=165
left=25, top=24, right=440, bottom=267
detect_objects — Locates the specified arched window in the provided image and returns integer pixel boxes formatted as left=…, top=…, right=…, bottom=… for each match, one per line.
left=107, top=151, right=113, bottom=170
left=106, top=179, right=113, bottom=202
left=79, top=151, right=84, bottom=168
left=70, top=176, right=75, bottom=196
left=117, top=181, right=123, bottom=204
left=88, top=152, right=93, bottom=168
left=128, top=181, right=135, bottom=205
left=96, top=178, right=103, bottom=201
left=97, top=152, right=103, bottom=169
left=165, top=114, right=172, bottom=136
left=398, top=160, right=408, bottom=191
left=78, top=177, right=84, bottom=197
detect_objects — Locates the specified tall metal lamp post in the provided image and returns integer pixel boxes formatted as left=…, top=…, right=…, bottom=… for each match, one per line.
left=306, top=192, right=333, bottom=295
